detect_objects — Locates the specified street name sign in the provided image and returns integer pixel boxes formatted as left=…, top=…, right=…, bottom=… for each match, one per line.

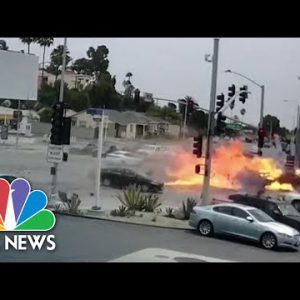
left=47, top=144, right=63, bottom=163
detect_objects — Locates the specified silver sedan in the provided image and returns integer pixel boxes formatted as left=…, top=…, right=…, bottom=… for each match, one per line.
left=189, top=203, right=300, bottom=250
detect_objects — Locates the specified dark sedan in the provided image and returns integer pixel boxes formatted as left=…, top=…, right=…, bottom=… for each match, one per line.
left=229, top=193, right=300, bottom=232
left=100, top=168, right=164, bottom=193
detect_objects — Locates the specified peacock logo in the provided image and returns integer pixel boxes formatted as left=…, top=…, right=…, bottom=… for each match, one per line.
left=0, top=178, right=56, bottom=231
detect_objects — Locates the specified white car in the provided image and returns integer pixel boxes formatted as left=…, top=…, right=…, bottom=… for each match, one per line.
left=137, top=144, right=162, bottom=156
left=103, top=151, right=142, bottom=167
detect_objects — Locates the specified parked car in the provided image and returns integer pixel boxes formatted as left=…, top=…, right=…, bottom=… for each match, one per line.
left=272, top=192, right=300, bottom=213
left=100, top=168, right=164, bottom=192
left=229, top=193, right=300, bottom=232
left=102, top=151, right=142, bottom=167
left=189, top=203, right=300, bottom=250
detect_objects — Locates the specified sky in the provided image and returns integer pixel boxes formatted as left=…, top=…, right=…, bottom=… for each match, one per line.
left=1, top=37, right=300, bottom=129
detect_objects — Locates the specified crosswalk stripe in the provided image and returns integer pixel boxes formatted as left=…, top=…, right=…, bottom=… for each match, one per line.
left=109, top=248, right=235, bottom=262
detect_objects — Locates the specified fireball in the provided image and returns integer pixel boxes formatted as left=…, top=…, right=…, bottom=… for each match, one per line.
left=165, top=140, right=291, bottom=192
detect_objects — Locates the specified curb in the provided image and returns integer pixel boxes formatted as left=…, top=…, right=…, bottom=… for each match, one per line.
left=54, top=210, right=192, bottom=231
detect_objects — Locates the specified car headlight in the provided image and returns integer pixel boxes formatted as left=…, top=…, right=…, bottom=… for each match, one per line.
left=277, top=232, right=293, bottom=238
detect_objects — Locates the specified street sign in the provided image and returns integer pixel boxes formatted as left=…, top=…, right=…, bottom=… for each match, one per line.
left=226, top=122, right=243, bottom=131
left=47, top=144, right=63, bottom=163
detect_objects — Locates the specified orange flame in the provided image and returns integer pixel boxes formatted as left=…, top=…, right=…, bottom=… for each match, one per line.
left=165, top=140, right=290, bottom=191
left=265, top=181, right=294, bottom=192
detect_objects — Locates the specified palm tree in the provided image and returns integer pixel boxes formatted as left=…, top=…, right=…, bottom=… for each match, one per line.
left=126, top=72, right=133, bottom=83
left=19, top=38, right=36, bottom=54
left=0, top=40, right=9, bottom=51
left=36, top=37, right=54, bottom=83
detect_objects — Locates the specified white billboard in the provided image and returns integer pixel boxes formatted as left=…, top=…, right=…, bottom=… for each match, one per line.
left=0, top=50, right=38, bottom=101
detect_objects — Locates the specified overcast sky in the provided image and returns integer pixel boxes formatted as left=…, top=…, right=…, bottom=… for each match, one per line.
left=2, top=37, right=300, bottom=129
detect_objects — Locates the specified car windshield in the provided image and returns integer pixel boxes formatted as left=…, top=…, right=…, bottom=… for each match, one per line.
left=278, top=204, right=300, bottom=217
left=248, top=209, right=274, bottom=222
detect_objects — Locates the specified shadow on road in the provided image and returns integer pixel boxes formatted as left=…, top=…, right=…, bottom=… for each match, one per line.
left=184, top=229, right=298, bottom=253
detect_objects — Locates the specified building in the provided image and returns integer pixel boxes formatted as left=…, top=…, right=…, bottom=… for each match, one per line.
left=70, top=109, right=179, bottom=139
left=38, top=70, right=92, bottom=90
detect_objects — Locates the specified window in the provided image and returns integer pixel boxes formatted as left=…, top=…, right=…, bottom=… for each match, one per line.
left=278, top=203, right=300, bottom=217
left=130, top=124, right=133, bottom=132
left=232, top=208, right=249, bottom=219
left=248, top=209, right=273, bottom=222
left=213, top=206, right=232, bottom=215
left=79, top=121, right=86, bottom=127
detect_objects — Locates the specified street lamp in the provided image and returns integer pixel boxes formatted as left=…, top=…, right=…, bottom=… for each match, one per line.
left=224, top=69, right=265, bottom=130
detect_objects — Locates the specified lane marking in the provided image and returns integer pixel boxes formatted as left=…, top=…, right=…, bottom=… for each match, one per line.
left=109, top=248, right=235, bottom=262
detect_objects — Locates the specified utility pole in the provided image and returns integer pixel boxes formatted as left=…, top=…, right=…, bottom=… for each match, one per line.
left=201, top=38, right=219, bottom=205
left=259, top=85, right=265, bottom=128
left=50, top=37, right=67, bottom=200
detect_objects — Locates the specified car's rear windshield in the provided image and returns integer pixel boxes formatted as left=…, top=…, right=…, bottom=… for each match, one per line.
left=248, top=208, right=274, bottom=222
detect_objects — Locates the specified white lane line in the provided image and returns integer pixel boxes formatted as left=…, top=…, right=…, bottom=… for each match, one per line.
left=109, top=248, right=235, bottom=262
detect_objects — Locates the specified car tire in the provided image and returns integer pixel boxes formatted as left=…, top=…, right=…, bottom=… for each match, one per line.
left=141, top=184, right=149, bottom=192
left=102, top=178, right=111, bottom=187
left=198, top=220, right=213, bottom=236
left=260, top=232, right=277, bottom=250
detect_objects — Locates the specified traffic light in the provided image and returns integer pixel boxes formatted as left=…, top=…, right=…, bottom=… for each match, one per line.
left=216, top=112, right=227, bottom=133
left=187, top=99, right=194, bottom=114
left=50, top=102, right=64, bottom=145
left=195, top=164, right=201, bottom=174
left=228, top=84, right=235, bottom=98
left=239, top=85, right=248, bottom=104
left=193, top=135, right=203, bottom=158
left=258, top=128, right=265, bottom=148
left=216, top=93, right=225, bottom=112
left=62, top=117, right=71, bottom=145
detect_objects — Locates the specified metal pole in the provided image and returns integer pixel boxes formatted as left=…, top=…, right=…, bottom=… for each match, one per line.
left=259, top=85, right=265, bottom=128
left=201, top=38, right=219, bottom=205
left=16, top=100, right=21, bottom=149
left=183, top=101, right=188, bottom=138
left=50, top=37, right=67, bottom=200
left=269, top=120, right=272, bottom=141
left=93, top=110, right=104, bottom=210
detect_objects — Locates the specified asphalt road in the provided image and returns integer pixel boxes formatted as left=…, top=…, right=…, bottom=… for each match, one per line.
left=0, top=145, right=237, bottom=210
left=0, top=214, right=299, bottom=262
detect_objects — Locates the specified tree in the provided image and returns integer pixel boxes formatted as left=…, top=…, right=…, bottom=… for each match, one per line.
left=126, top=72, right=133, bottom=81
left=188, top=110, right=209, bottom=132
left=19, top=37, right=36, bottom=54
left=0, top=40, right=9, bottom=50
left=36, top=37, right=54, bottom=83
left=46, top=45, right=72, bottom=81
left=263, top=114, right=280, bottom=135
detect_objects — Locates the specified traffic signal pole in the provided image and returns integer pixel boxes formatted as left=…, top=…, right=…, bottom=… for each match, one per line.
left=50, top=37, right=67, bottom=201
left=201, top=38, right=219, bottom=206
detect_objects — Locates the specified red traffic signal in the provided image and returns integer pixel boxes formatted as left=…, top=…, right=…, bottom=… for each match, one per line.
left=258, top=128, right=265, bottom=148
left=195, top=164, right=201, bottom=174
left=193, top=135, right=203, bottom=158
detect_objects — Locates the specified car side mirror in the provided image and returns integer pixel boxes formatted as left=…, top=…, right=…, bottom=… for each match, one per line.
left=246, top=216, right=254, bottom=222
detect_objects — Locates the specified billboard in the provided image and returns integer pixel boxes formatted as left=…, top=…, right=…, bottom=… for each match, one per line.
left=0, top=50, right=38, bottom=101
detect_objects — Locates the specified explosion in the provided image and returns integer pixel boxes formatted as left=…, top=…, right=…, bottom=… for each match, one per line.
left=165, top=140, right=293, bottom=192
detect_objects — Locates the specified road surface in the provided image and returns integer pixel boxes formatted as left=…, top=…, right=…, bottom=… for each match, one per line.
left=0, top=215, right=299, bottom=262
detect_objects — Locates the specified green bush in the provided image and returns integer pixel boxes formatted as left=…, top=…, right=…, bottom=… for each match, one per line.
left=59, top=192, right=82, bottom=215
left=182, top=198, right=197, bottom=220
left=116, top=185, right=161, bottom=213
left=144, top=194, right=161, bottom=212
left=116, top=184, right=145, bottom=211
left=110, top=205, right=127, bottom=217
left=165, top=207, right=174, bottom=218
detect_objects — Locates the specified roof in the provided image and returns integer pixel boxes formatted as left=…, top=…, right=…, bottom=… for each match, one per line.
left=72, top=109, right=169, bottom=126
